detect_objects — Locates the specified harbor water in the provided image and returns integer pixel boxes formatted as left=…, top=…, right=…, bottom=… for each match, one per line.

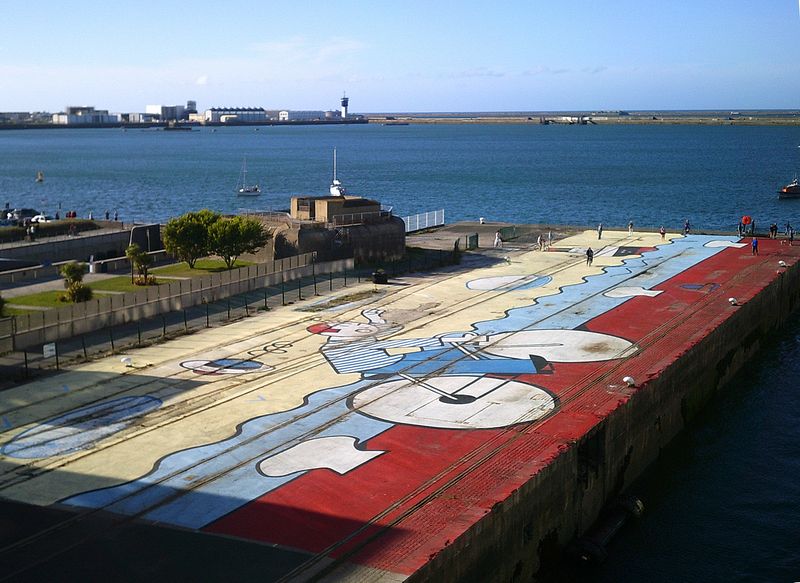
left=1, top=124, right=799, bottom=581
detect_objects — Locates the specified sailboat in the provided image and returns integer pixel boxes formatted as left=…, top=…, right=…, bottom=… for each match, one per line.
left=329, top=148, right=347, bottom=196
left=35, top=171, right=44, bottom=183
left=236, top=157, right=261, bottom=195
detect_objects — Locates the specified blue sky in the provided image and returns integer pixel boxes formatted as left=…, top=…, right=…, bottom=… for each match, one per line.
left=2, top=0, right=798, bottom=113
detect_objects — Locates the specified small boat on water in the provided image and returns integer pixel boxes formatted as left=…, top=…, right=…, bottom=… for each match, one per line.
left=778, top=177, right=800, bottom=199
left=236, top=157, right=261, bottom=195
left=35, top=171, right=44, bottom=183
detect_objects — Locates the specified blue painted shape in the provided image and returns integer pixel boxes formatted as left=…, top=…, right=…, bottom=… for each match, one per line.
left=472, top=235, right=740, bottom=335
left=1, top=396, right=162, bottom=459
left=209, top=359, right=262, bottom=370
left=63, top=381, right=392, bottom=529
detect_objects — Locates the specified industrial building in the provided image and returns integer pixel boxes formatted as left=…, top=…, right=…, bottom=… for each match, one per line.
left=203, top=107, right=268, bottom=123
left=51, top=107, right=119, bottom=125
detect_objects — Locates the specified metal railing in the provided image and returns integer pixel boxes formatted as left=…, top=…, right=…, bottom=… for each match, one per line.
left=402, top=209, right=445, bottom=233
left=328, top=210, right=393, bottom=227
left=4, top=253, right=353, bottom=351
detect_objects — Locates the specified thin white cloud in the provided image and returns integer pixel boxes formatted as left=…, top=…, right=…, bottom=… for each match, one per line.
left=582, top=66, right=608, bottom=75
left=446, top=67, right=505, bottom=79
left=521, top=66, right=570, bottom=76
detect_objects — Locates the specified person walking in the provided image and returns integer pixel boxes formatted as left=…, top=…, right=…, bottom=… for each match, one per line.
left=597, top=223, right=603, bottom=240
left=684, top=219, right=690, bottom=234
left=790, top=228, right=795, bottom=246
left=628, top=220, right=633, bottom=235
left=494, top=231, right=502, bottom=248
left=659, top=226, right=666, bottom=240
left=586, top=246, right=594, bottom=266
left=751, top=237, right=759, bottom=255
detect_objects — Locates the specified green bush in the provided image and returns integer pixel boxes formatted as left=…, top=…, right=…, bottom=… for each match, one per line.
left=61, top=283, right=93, bottom=303
left=134, top=275, right=158, bottom=286
left=60, top=262, right=85, bottom=287
left=0, top=220, right=99, bottom=243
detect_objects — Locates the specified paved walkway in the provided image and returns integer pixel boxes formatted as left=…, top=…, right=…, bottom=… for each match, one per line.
left=0, top=228, right=794, bottom=580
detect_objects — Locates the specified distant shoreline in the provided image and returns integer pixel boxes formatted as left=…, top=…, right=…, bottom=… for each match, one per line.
left=366, top=113, right=800, bottom=126
left=3, top=114, right=800, bottom=128
left=0, top=119, right=368, bottom=131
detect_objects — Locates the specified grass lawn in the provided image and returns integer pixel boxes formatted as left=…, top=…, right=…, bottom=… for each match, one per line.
left=88, top=277, right=164, bottom=293
left=4, top=290, right=64, bottom=309
left=6, top=278, right=163, bottom=310
left=152, top=259, right=252, bottom=277
left=2, top=306, right=37, bottom=316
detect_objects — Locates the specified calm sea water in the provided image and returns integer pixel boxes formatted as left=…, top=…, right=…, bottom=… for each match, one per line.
left=1, top=124, right=800, bottom=230
left=1, top=124, right=799, bottom=581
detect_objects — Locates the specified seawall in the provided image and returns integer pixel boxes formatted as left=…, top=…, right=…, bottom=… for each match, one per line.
left=404, top=242, right=800, bottom=581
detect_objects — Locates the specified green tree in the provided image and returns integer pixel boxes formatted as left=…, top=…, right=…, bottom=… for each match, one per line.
left=59, top=262, right=92, bottom=303
left=60, top=262, right=85, bottom=287
left=126, top=243, right=154, bottom=284
left=208, top=216, right=270, bottom=269
left=162, top=209, right=221, bottom=268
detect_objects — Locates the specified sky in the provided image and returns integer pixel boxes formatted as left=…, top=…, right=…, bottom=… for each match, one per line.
left=2, top=0, right=799, bottom=113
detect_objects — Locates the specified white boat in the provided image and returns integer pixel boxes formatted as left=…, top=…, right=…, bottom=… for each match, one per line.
left=329, top=148, right=347, bottom=196
left=35, top=171, right=44, bottom=183
left=778, top=176, right=800, bottom=199
left=236, top=157, right=261, bottom=196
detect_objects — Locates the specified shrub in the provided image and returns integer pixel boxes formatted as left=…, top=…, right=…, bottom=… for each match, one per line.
left=134, top=275, right=158, bottom=286
left=62, top=283, right=93, bottom=303
left=60, top=262, right=85, bottom=288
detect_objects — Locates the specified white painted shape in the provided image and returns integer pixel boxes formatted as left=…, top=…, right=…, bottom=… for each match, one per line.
left=704, top=240, right=747, bottom=248
left=257, top=436, right=385, bottom=477
left=480, top=330, right=637, bottom=362
left=467, top=275, right=526, bottom=290
left=595, top=246, right=619, bottom=257
left=353, top=375, right=555, bottom=429
left=604, top=286, right=663, bottom=298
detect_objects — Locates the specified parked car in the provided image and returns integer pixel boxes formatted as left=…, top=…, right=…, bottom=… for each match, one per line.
left=31, top=214, right=54, bottom=223
left=9, top=208, right=39, bottom=221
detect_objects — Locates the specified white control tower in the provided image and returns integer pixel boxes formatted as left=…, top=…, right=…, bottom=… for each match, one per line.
left=340, top=93, right=349, bottom=119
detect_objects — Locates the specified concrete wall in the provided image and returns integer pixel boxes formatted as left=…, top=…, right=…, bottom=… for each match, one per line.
left=0, top=250, right=169, bottom=285
left=268, top=219, right=405, bottom=264
left=0, top=229, right=132, bottom=264
left=408, top=261, right=800, bottom=582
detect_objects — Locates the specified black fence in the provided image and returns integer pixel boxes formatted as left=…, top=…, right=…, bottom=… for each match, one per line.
left=0, top=248, right=464, bottom=389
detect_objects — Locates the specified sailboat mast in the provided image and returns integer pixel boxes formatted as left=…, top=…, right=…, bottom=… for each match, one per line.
left=333, top=148, right=337, bottom=182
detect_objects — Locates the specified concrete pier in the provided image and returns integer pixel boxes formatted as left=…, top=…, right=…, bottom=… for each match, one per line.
left=0, top=226, right=797, bottom=580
